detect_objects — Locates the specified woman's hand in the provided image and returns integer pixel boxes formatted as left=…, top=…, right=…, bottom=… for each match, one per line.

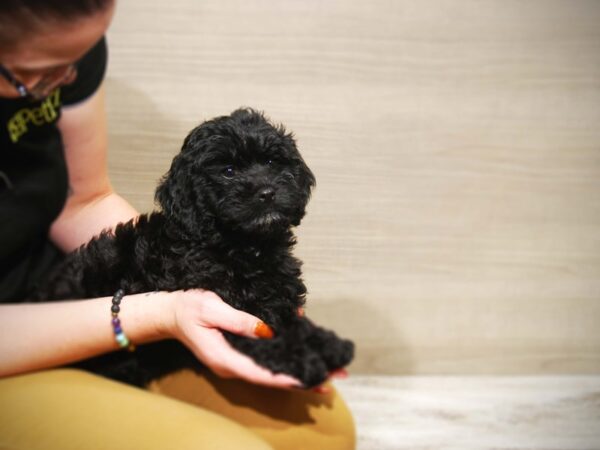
left=167, top=289, right=302, bottom=389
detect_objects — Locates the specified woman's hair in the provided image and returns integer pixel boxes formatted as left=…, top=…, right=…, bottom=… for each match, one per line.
left=0, top=0, right=113, bottom=48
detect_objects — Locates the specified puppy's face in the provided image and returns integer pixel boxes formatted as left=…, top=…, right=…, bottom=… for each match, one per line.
left=156, top=109, right=315, bottom=237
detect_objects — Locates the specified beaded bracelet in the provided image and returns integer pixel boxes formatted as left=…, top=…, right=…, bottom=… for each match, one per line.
left=110, top=289, right=136, bottom=352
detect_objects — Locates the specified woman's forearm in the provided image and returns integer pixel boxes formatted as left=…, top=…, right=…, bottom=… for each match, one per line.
left=0, top=292, right=174, bottom=378
left=50, top=191, right=139, bottom=253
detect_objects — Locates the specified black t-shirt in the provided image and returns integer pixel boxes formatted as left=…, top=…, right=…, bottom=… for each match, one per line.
left=0, top=37, right=108, bottom=302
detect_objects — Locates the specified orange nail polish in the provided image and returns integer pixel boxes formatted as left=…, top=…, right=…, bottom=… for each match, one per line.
left=297, top=307, right=305, bottom=317
left=254, top=321, right=274, bottom=339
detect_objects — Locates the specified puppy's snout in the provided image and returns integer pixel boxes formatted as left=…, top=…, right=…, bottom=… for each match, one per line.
left=258, top=187, right=276, bottom=203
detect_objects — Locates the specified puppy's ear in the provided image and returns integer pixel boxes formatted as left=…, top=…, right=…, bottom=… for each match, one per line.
left=290, top=149, right=317, bottom=227
left=155, top=136, right=209, bottom=236
left=285, top=131, right=316, bottom=198
left=155, top=158, right=179, bottom=215
left=155, top=158, right=196, bottom=232
left=301, top=159, right=316, bottom=195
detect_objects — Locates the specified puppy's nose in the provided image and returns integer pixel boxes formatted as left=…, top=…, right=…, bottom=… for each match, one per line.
left=258, top=187, right=276, bottom=203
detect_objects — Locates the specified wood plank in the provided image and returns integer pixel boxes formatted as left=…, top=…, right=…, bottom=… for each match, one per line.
left=105, top=0, right=600, bottom=374
left=335, top=375, right=600, bottom=450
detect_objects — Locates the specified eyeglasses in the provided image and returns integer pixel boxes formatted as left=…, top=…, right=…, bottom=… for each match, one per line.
left=0, top=63, right=77, bottom=101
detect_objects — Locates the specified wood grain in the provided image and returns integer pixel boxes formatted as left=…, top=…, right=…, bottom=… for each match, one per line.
left=104, top=0, right=600, bottom=374
left=336, top=375, right=600, bottom=450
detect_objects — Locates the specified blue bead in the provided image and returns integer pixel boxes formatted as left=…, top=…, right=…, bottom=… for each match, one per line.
left=115, top=332, right=129, bottom=347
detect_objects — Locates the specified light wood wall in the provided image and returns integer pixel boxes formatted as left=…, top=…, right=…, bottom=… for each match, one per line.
left=105, top=0, right=600, bottom=375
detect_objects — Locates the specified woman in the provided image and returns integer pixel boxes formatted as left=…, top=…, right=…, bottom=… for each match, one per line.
left=0, top=1, right=355, bottom=449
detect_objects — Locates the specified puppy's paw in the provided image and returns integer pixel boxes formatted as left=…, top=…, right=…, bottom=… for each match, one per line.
left=289, top=339, right=353, bottom=387
left=303, top=322, right=355, bottom=372
left=326, top=338, right=354, bottom=371
left=294, top=352, right=330, bottom=388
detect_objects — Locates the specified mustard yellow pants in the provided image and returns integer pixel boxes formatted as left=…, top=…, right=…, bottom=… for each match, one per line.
left=0, top=368, right=355, bottom=450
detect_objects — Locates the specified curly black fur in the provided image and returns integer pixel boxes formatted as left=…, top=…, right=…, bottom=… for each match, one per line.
left=35, top=108, right=354, bottom=388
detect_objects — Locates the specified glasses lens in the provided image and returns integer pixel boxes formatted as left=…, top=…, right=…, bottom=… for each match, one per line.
left=27, top=65, right=78, bottom=100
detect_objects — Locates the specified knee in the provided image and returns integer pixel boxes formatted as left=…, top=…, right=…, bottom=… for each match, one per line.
left=304, top=385, right=356, bottom=450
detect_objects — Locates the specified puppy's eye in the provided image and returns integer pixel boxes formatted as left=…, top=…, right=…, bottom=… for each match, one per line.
left=222, top=166, right=236, bottom=178
left=267, top=159, right=273, bottom=165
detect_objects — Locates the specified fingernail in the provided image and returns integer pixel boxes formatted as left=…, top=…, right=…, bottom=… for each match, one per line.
left=254, top=321, right=274, bottom=339
left=297, top=307, right=305, bottom=317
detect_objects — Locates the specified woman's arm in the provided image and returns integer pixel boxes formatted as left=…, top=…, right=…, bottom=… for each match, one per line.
left=0, top=292, right=170, bottom=377
left=0, top=290, right=300, bottom=388
left=50, top=84, right=138, bottom=252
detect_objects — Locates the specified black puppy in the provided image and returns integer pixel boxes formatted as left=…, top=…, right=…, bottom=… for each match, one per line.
left=36, top=108, right=354, bottom=388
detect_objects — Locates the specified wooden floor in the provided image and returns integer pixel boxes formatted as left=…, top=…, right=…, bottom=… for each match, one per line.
left=335, top=375, right=600, bottom=450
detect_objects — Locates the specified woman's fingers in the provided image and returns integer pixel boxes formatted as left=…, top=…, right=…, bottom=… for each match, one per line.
left=329, top=368, right=349, bottom=379
left=198, top=329, right=301, bottom=388
left=177, top=289, right=307, bottom=389
left=309, top=369, right=349, bottom=394
left=312, top=384, right=332, bottom=394
left=195, top=290, right=274, bottom=339
left=222, top=352, right=302, bottom=388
